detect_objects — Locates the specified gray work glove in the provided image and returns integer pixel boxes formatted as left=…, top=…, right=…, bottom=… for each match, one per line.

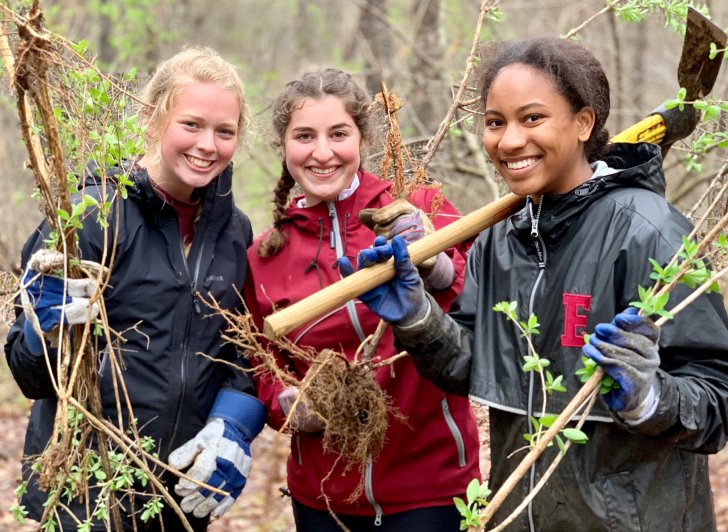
left=582, top=307, right=660, bottom=413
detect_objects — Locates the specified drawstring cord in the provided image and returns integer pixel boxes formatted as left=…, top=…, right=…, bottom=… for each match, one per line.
left=304, top=217, right=325, bottom=288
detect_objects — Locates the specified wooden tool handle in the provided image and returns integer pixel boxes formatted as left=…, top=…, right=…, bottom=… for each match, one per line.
left=263, top=193, right=524, bottom=340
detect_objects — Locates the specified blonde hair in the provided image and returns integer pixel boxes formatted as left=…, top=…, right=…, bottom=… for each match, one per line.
left=139, top=47, right=249, bottom=165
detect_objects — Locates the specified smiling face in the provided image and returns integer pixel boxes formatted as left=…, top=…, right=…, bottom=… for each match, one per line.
left=142, top=81, right=240, bottom=201
left=482, top=64, right=595, bottom=199
left=283, top=96, right=362, bottom=207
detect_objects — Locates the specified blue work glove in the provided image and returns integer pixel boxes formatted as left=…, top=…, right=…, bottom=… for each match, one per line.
left=168, top=389, right=266, bottom=518
left=582, top=307, right=660, bottom=413
left=338, top=235, right=428, bottom=324
left=20, top=250, right=100, bottom=354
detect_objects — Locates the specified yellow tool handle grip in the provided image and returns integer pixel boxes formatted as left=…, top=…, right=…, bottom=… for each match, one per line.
left=610, top=113, right=666, bottom=144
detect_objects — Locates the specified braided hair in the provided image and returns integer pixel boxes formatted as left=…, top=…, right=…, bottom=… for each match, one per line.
left=258, top=69, right=373, bottom=257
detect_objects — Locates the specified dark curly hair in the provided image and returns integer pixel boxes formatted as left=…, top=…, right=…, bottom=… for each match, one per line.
left=480, top=38, right=610, bottom=163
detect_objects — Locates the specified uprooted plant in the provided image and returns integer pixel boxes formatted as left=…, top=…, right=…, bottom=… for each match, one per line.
left=1, top=3, right=214, bottom=530
left=204, top=295, right=406, bottom=502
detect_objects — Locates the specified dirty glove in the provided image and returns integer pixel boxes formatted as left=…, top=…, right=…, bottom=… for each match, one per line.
left=278, top=386, right=326, bottom=432
left=359, top=199, right=453, bottom=289
left=582, top=307, right=661, bottom=414
left=338, top=235, right=428, bottom=325
left=168, top=388, right=266, bottom=519
left=20, top=249, right=100, bottom=354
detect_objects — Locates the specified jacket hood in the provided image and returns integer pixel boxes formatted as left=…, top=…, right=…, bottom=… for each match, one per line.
left=511, top=142, right=664, bottom=244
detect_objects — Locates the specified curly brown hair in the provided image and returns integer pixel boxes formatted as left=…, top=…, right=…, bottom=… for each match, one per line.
left=258, top=69, right=373, bottom=257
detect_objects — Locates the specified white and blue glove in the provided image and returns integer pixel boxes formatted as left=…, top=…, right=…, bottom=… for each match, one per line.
left=168, top=388, right=266, bottom=519
left=583, top=307, right=661, bottom=414
left=338, top=235, right=428, bottom=325
left=20, top=249, right=100, bottom=354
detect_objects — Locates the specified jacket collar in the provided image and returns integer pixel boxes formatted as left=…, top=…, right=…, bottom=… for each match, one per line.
left=84, top=159, right=235, bottom=228
left=511, top=142, right=664, bottom=243
left=282, top=169, right=392, bottom=233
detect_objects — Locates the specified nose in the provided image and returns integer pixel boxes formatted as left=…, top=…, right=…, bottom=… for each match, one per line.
left=312, top=138, right=333, bottom=162
left=498, top=123, right=527, bottom=152
left=196, top=129, right=216, bottom=153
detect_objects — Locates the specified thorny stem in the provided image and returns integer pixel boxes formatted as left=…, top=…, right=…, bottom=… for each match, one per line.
left=422, top=0, right=499, bottom=169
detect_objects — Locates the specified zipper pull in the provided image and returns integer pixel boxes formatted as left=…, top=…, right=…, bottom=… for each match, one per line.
left=527, top=198, right=540, bottom=238
left=190, top=282, right=201, bottom=314
left=328, top=202, right=337, bottom=249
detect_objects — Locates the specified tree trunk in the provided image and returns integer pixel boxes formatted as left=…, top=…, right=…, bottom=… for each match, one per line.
left=409, top=0, right=447, bottom=134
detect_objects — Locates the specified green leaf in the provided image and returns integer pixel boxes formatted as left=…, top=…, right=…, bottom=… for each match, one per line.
left=709, top=42, right=718, bottom=60
left=466, top=478, right=480, bottom=505
left=555, top=433, right=566, bottom=455
left=561, top=428, right=589, bottom=444
left=538, top=414, right=558, bottom=428
left=453, top=496, right=468, bottom=514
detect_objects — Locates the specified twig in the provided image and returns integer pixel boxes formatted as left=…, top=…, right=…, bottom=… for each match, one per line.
left=655, top=263, right=728, bottom=327
left=561, top=2, right=617, bottom=40
left=486, top=389, right=600, bottom=531
left=422, top=0, right=499, bottom=169
left=478, top=369, right=603, bottom=525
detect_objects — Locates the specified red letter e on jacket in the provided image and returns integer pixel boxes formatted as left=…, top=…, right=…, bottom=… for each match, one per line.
left=561, top=293, right=591, bottom=347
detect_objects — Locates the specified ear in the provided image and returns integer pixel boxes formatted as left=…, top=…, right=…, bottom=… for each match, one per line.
left=575, top=107, right=596, bottom=142
left=576, top=107, right=596, bottom=142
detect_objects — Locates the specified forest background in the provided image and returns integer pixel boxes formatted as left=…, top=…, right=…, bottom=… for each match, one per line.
left=0, top=0, right=727, bottom=530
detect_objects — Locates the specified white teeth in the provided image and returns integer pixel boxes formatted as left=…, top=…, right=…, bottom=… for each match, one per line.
left=505, top=158, right=538, bottom=170
left=310, top=167, right=336, bottom=175
left=187, top=155, right=213, bottom=168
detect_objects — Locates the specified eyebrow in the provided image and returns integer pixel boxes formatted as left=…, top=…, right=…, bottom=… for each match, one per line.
left=484, top=102, right=548, bottom=114
left=290, top=123, right=354, bottom=132
left=178, top=114, right=238, bottom=129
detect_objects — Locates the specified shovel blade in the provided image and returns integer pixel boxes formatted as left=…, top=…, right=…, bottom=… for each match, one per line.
left=678, top=7, right=727, bottom=99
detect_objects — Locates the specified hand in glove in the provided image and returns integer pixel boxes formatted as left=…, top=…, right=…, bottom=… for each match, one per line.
left=582, top=307, right=660, bottom=413
left=359, top=199, right=454, bottom=289
left=338, top=235, right=429, bottom=325
left=277, top=386, right=326, bottom=432
left=168, top=389, right=266, bottom=519
left=20, top=249, right=100, bottom=354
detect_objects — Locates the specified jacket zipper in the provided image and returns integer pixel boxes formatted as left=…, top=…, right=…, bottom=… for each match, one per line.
left=526, top=197, right=546, bottom=532
left=441, top=398, right=466, bottom=467
left=327, top=202, right=366, bottom=342
left=329, top=201, right=384, bottom=522
left=365, top=457, right=383, bottom=526
left=166, top=193, right=214, bottom=456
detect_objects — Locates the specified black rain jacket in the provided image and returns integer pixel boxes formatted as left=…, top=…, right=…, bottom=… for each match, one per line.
left=5, top=162, right=255, bottom=529
left=395, top=143, right=728, bottom=531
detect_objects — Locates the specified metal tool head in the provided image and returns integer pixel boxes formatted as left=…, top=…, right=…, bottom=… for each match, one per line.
left=678, top=7, right=727, bottom=99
